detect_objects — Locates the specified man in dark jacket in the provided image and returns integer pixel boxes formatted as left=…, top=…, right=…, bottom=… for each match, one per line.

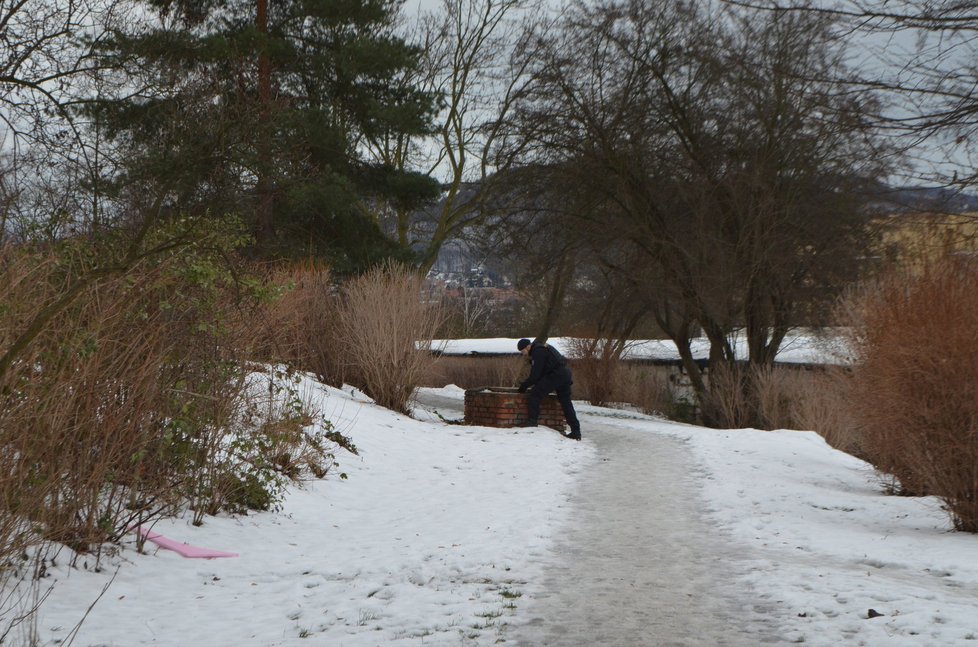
left=516, top=338, right=581, bottom=440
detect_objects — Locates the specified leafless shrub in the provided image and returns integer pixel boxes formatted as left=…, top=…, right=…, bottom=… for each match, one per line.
left=610, top=363, right=675, bottom=417
left=0, top=543, right=61, bottom=645
left=750, top=364, right=862, bottom=455
left=0, top=247, right=250, bottom=558
left=567, top=337, right=628, bottom=406
left=841, top=256, right=978, bottom=531
left=751, top=364, right=798, bottom=430
left=788, top=366, right=862, bottom=456
left=189, top=369, right=343, bottom=524
left=440, top=287, right=496, bottom=338
left=336, top=264, right=446, bottom=413
left=702, top=361, right=864, bottom=455
left=702, top=363, right=810, bottom=430
left=250, top=262, right=345, bottom=386
left=0, top=239, right=342, bottom=632
left=701, top=362, right=753, bottom=428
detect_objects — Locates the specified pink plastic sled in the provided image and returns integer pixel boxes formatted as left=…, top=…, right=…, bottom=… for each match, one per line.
left=133, top=526, right=239, bottom=559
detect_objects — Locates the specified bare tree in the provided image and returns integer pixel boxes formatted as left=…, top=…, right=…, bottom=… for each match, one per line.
left=725, top=0, right=978, bottom=190
left=368, top=0, right=547, bottom=274
left=0, top=0, right=129, bottom=235
left=497, top=0, right=887, bottom=424
left=0, top=0, right=106, bottom=144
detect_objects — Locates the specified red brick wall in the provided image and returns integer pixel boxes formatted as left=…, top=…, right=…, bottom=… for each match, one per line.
left=463, top=387, right=566, bottom=431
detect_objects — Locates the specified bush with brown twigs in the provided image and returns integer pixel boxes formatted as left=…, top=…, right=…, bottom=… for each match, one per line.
left=842, top=256, right=978, bottom=531
left=0, top=227, right=346, bottom=636
left=554, top=337, right=674, bottom=414
left=250, top=262, right=346, bottom=387
left=788, top=366, right=862, bottom=457
left=700, top=362, right=863, bottom=448
left=700, top=362, right=756, bottom=428
left=608, top=363, right=676, bottom=417
left=335, top=263, right=446, bottom=414
left=567, top=337, right=628, bottom=406
left=0, top=235, right=334, bottom=551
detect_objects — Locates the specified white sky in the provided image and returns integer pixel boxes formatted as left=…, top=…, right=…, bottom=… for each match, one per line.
left=401, top=0, right=441, bottom=14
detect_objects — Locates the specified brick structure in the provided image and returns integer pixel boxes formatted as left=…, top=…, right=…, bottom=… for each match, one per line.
left=463, top=386, right=566, bottom=431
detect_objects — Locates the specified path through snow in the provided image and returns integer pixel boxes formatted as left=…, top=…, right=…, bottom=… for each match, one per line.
left=415, top=392, right=785, bottom=645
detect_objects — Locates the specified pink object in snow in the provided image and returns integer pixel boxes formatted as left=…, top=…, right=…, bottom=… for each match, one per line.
left=133, top=526, right=239, bottom=559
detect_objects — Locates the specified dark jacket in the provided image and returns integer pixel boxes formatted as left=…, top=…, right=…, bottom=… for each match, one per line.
left=519, top=342, right=571, bottom=391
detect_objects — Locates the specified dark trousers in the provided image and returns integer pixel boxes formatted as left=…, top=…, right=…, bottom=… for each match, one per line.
left=527, top=368, right=580, bottom=433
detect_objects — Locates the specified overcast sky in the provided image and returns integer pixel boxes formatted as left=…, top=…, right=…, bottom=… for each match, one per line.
left=402, top=0, right=442, bottom=17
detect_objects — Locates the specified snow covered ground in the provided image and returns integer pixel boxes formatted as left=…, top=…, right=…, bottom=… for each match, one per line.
left=433, top=329, right=852, bottom=365
left=20, top=358, right=978, bottom=646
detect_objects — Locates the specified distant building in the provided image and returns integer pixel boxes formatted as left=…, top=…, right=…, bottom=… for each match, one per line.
left=877, top=212, right=978, bottom=270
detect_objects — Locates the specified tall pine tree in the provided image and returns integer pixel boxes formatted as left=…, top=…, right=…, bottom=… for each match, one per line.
left=92, top=0, right=438, bottom=269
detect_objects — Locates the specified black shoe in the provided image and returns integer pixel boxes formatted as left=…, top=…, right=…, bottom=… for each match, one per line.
left=518, top=419, right=538, bottom=428
left=563, top=431, right=581, bottom=440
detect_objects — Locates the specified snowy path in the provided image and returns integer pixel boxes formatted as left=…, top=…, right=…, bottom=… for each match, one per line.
left=29, top=382, right=978, bottom=645
left=503, top=414, right=785, bottom=646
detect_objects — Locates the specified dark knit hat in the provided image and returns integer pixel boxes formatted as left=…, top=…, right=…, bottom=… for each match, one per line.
left=517, top=338, right=531, bottom=351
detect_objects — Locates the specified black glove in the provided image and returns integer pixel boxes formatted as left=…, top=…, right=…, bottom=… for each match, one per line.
left=517, top=385, right=527, bottom=393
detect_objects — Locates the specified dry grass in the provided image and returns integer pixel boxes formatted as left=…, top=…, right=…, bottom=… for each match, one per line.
left=421, top=355, right=527, bottom=389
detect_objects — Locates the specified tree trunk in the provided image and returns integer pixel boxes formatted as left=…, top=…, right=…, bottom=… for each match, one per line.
left=537, top=252, right=572, bottom=341
left=254, top=0, right=275, bottom=248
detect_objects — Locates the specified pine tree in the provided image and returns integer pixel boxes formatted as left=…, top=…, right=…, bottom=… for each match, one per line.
left=91, top=0, right=439, bottom=269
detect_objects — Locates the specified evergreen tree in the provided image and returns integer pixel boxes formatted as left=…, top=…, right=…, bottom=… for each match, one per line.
left=92, top=0, right=438, bottom=270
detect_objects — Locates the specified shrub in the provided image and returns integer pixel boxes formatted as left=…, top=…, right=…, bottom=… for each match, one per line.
left=251, top=262, right=345, bottom=387
left=4, top=244, right=218, bottom=552
left=610, top=363, right=675, bottom=417
left=0, top=226, right=356, bottom=636
left=195, top=369, right=350, bottom=522
left=701, top=362, right=754, bottom=428
left=0, top=226, right=343, bottom=558
left=336, top=263, right=446, bottom=413
left=842, top=256, right=978, bottom=531
left=789, top=366, right=862, bottom=456
left=751, top=364, right=794, bottom=429
left=701, top=363, right=821, bottom=431
left=567, top=337, right=627, bottom=406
